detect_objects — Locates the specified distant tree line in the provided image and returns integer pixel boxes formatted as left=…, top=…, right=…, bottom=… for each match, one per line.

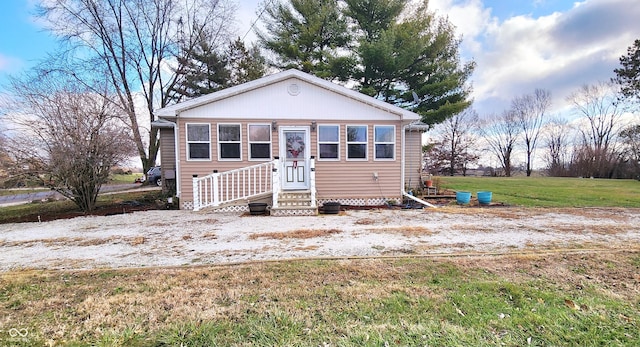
left=424, top=39, right=640, bottom=179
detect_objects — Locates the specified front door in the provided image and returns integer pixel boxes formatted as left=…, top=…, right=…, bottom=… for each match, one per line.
left=280, top=127, right=310, bottom=190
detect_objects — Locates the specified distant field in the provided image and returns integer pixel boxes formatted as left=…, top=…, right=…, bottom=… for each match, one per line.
left=438, top=176, right=640, bottom=207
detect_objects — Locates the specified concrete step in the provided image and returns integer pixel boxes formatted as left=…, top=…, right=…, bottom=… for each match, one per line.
left=278, top=201, right=312, bottom=207
left=270, top=206, right=318, bottom=216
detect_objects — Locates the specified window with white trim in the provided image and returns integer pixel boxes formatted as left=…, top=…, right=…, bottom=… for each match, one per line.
left=248, top=124, right=271, bottom=160
left=374, top=125, right=395, bottom=160
left=318, top=125, right=339, bottom=160
left=186, top=123, right=211, bottom=160
left=346, top=125, right=367, bottom=160
left=218, top=124, right=241, bottom=160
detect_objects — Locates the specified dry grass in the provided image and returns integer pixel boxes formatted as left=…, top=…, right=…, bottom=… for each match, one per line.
left=553, top=224, right=635, bottom=235
left=249, top=228, right=342, bottom=240
left=450, top=249, right=640, bottom=301
left=0, top=236, right=117, bottom=248
left=440, top=206, right=639, bottom=223
left=549, top=207, right=637, bottom=221
left=354, top=218, right=377, bottom=225
left=292, top=245, right=320, bottom=251
left=446, top=224, right=497, bottom=233
left=367, top=225, right=434, bottom=237
left=187, top=218, right=219, bottom=225
left=444, top=219, right=636, bottom=235
left=146, top=221, right=179, bottom=228
left=129, top=236, right=145, bottom=246
left=2, top=251, right=638, bottom=345
left=201, top=232, right=218, bottom=239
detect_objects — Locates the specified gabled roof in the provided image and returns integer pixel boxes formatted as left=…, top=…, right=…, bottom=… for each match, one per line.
left=155, top=69, right=421, bottom=121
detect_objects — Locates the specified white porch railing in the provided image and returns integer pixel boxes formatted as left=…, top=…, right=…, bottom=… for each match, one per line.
left=192, top=160, right=276, bottom=211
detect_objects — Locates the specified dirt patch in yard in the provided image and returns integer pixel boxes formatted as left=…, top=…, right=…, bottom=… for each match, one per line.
left=1, top=207, right=639, bottom=272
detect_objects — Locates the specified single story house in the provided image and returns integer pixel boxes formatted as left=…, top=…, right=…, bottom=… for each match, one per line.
left=153, top=69, right=430, bottom=215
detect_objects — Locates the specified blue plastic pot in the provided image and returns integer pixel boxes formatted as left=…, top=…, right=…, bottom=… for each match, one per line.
left=456, top=191, right=471, bottom=204
left=477, top=191, right=493, bottom=205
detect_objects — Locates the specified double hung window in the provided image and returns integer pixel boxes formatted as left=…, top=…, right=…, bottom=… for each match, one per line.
left=346, top=125, right=367, bottom=160
left=374, top=125, right=395, bottom=160
left=218, top=124, right=241, bottom=160
left=248, top=124, right=271, bottom=160
left=318, top=125, right=339, bottom=160
left=186, top=123, right=211, bottom=160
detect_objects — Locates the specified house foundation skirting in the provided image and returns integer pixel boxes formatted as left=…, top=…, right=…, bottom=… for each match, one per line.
left=317, top=197, right=397, bottom=206
left=182, top=196, right=400, bottom=212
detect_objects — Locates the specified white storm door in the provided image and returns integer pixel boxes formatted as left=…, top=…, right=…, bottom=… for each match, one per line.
left=280, top=127, right=310, bottom=190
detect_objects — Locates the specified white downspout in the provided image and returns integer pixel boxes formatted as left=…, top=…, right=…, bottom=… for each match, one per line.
left=402, top=123, right=437, bottom=208
left=173, top=121, right=181, bottom=199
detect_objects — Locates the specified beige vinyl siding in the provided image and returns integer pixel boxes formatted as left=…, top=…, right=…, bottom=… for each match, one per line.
left=314, top=121, right=402, bottom=201
left=159, top=127, right=176, bottom=171
left=404, top=130, right=423, bottom=190
left=158, top=127, right=177, bottom=194
left=177, top=117, right=405, bottom=206
left=178, top=117, right=279, bottom=205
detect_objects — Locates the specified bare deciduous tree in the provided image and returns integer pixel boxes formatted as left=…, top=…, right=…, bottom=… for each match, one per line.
left=36, top=0, right=236, bottom=174
left=567, top=81, right=628, bottom=178
left=512, top=88, right=551, bottom=176
left=481, top=111, right=520, bottom=177
left=3, top=71, right=135, bottom=212
left=431, top=109, right=480, bottom=176
left=543, top=117, right=572, bottom=176
left=0, top=131, right=12, bottom=185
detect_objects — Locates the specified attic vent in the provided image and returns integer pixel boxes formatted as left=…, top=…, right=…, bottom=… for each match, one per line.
left=287, top=83, right=300, bottom=96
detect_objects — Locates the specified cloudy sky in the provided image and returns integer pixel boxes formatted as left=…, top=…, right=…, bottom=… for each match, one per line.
left=2, top=0, right=640, bottom=117
left=427, top=0, right=640, bottom=116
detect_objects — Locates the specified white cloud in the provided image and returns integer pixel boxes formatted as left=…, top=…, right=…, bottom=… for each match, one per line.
left=428, top=0, right=640, bottom=116
left=429, top=0, right=494, bottom=54
left=0, top=54, right=22, bottom=75
left=237, top=0, right=263, bottom=42
left=0, top=55, right=7, bottom=71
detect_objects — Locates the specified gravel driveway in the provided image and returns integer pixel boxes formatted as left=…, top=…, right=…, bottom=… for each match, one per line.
left=1, top=207, right=639, bottom=272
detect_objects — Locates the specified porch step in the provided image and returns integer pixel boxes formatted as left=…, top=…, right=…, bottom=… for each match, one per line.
left=277, top=190, right=313, bottom=207
left=271, top=190, right=317, bottom=216
left=270, top=206, right=318, bottom=216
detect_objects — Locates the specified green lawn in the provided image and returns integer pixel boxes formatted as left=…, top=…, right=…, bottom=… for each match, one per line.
left=1, top=253, right=638, bottom=346
left=437, top=176, right=640, bottom=207
left=108, top=173, right=144, bottom=184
